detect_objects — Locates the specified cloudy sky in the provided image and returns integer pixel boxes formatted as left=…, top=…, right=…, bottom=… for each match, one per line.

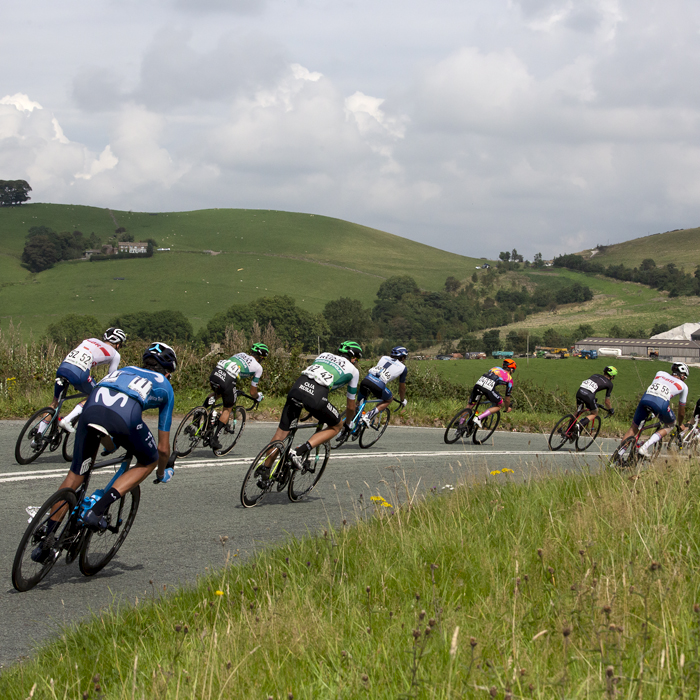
left=2, top=0, right=700, bottom=258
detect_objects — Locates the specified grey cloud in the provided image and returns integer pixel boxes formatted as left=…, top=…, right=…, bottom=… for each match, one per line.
left=171, top=0, right=266, bottom=15
left=72, top=67, right=126, bottom=112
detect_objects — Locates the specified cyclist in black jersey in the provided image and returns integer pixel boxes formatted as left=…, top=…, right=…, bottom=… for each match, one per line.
left=574, top=366, right=617, bottom=433
left=469, top=358, right=516, bottom=428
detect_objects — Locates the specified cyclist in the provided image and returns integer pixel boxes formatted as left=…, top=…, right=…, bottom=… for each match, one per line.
left=268, top=340, right=362, bottom=468
left=34, top=328, right=127, bottom=443
left=468, top=358, right=516, bottom=428
left=32, top=342, right=177, bottom=560
left=355, top=345, right=408, bottom=428
left=619, top=362, right=689, bottom=458
left=574, top=366, right=617, bottom=434
left=207, top=343, right=269, bottom=451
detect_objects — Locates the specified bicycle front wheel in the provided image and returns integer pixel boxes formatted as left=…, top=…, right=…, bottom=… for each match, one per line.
left=15, top=408, right=55, bottom=465
left=12, top=488, right=78, bottom=592
left=240, top=441, right=285, bottom=508
left=473, top=411, right=500, bottom=445
left=214, top=407, right=246, bottom=456
left=173, top=407, right=207, bottom=457
left=288, top=443, right=330, bottom=502
left=444, top=408, right=473, bottom=444
left=548, top=414, right=575, bottom=451
left=359, top=409, right=390, bottom=448
left=79, top=486, right=140, bottom=576
left=576, top=416, right=601, bottom=452
left=610, top=436, right=638, bottom=469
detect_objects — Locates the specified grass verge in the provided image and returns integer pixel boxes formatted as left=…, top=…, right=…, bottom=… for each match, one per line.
left=3, top=456, right=700, bottom=698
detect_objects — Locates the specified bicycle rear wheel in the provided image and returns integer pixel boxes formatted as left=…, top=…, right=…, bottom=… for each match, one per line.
left=330, top=411, right=349, bottom=450
left=15, top=408, right=54, bottom=465
left=576, top=416, right=601, bottom=452
left=12, top=488, right=78, bottom=592
left=173, top=407, right=207, bottom=457
left=288, top=443, right=330, bottom=502
left=548, top=414, right=575, bottom=451
left=214, top=407, right=246, bottom=456
left=79, top=486, right=140, bottom=576
left=473, top=411, right=500, bottom=445
left=359, top=409, right=390, bottom=448
left=62, top=426, right=76, bottom=463
left=240, top=441, right=285, bottom=507
left=444, top=408, right=473, bottom=444
left=610, top=436, right=638, bottom=469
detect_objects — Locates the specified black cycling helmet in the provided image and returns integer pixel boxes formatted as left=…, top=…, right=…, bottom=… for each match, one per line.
left=390, top=345, right=408, bottom=359
left=337, top=340, right=363, bottom=358
left=251, top=342, right=269, bottom=358
left=103, top=327, right=126, bottom=344
left=142, top=342, right=177, bottom=372
left=672, top=362, right=689, bottom=379
left=604, top=365, right=618, bottom=377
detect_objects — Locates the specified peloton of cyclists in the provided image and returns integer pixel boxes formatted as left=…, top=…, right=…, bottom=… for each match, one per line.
left=268, top=340, right=363, bottom=468
left=574, top=366, right=617, bottom=434
left=619, top=362, right=689, bottom=458
left=206, top=343, right=269, bottom=451
left=34, top=328, right=127, bottom=446
left=468, top=358, right=517, bottom=427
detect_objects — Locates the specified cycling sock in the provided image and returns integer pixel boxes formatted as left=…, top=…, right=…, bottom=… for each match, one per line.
left=366, top=408, right=377, bottom=420
left=92, top=487, right=121, bottom=517
left=295, top=441, right=312, bottom=456
left=63, top=403, right=84, bottom=424
left=579, top=417, right=589, bottom=429
left=36, top=418, right=51, bottom=435
left=480, top=409, right=492, bottom=419
left=215, top=419, right=226, bottom=435
left=45, top=518, right=60, bottom=534
left=645, top=433, right=661, bottom=449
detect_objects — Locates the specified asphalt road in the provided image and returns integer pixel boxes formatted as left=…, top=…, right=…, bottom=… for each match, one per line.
left=0, top=417, right=617, bottom=668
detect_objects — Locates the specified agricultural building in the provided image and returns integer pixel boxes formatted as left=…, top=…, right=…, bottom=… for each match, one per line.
left=574, top=336, right=700, bottom=364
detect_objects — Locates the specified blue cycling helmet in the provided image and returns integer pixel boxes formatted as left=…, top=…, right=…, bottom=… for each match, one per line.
left=142, top=342, right=177, bottom=372
left=390, top=346, right=408, bottom=359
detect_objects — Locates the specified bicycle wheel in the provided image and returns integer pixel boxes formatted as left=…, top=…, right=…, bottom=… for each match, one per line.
left=12, top=488, right=78, bottom=592
left=548, top=414, right=575, bottom=451
left=15, top=408, right=55, bottom=465
left=444, top=408, right=473, bottom=444
left=214, top=407, right=246, bottom=456
left=62, top=426, right=77, bottom=463
left=359, top=409, right=391, bottom=448
left=473, top=411, right=500, bottom=445
left=576, top=416, right=601, bottom=452
left=610, top=436, right=638, bottom=469
left=288, top=443, right=330, bottom=502
left=79, top=486, right=140, bottom=576
left=240, top=441, right=285, bottom=508
left=173, top=407, right=207, bottom=457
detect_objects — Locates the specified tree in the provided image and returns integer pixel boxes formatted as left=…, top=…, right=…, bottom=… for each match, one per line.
left=608, top=324, right=625, bottom=338
left=46, top=314, right=102, bottom=346
left=108, top=310, right=193, bottom=341
left=511, top=249, right=524, bottom=263
left=471, top=272, right=478, bottom=284
left=21, top=234, right=61, bottom=272
left=651, top=322, right=670, bottom=336
left=498, top=251, right=511, bottom=262
left=640, top=258, right=656, bottom=271
left=533, top=252, right=544, bottom=268
left=457, top=334, right=478, bottom=354
left=0, top=179, right=31, bottom=206
left=444, top=276, right=460, bottom=293
left=323, top=297, right=372, bottom=341
left=482, top=329, right=501, bottom=353
left=376, top=276, right=420, bottom=302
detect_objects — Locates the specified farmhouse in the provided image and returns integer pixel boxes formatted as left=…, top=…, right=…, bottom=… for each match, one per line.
left=574, top=335, right=700, bottom=364
left=118, top=241, right=148, bottom=254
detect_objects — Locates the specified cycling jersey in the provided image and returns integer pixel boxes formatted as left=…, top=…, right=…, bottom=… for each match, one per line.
left=578, top=374, right=614, bottom=398
left=475, top=367, right=514, bottom=397
left=301, top=352, right=360, bottom=400
left=215, top=353, right=264, bottom=386
left=367, top=356, right=408, bottom=385
left=97, top=367, right=176, bottom=431
left=642, top=371, right=688, bottom=406
left=62, top=338, right=121, bottom=374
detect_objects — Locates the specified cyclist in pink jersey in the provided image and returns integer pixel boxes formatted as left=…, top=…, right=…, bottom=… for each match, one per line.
left=468, top=359, right=516, bottom=428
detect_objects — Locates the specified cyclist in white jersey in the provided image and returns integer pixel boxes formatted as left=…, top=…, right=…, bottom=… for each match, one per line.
left=270, top=340, right=362, bottom=468
left=35, top=328, right=126, bottom=442
left=620, top=362, right=689, bottom=457
left=356, top=345, right=408, bottom=428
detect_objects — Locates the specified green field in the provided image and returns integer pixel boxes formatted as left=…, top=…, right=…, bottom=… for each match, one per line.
left=0, top=204, right=483, bottom=337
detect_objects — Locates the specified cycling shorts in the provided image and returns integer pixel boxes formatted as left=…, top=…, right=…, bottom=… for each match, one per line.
left=70, top=390, right=158, bottom=475
left=359, top=375, right=393, bottom=403
left=209, top=368, right=237, bottom=408
left=575, top=388, right=597, bottom=413
left=633, top=395, right=676, bottom=427
left=54, top=362, right=96, bottom=400
left=470, top=383, right=503, bottom=407
left=278, top=376, right=341, bottom=431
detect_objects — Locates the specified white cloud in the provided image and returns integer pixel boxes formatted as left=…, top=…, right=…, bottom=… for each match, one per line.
left=0, top=93, right=43, bottom=112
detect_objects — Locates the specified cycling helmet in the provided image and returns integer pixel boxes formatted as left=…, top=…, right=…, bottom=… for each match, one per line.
left=604, top=366, right=618, bottom=377
left=103, top=327, right=126, bottom=344
left=251, top=342, right=269, bottom=358
left=142, top=342, right=178, bottom=372
left=337, top=340, right=363, bottom=358
left=672, top=362, right=689, bottom=379
left=390, top=346, right=408, bottom=360
left=503, top=358, right=517, bottom=372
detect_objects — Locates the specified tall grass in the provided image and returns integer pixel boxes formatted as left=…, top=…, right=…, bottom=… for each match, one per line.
left=2, top=456, right=700, bottom=698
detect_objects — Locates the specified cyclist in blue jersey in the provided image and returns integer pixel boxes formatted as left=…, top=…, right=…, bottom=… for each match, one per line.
left=355, top=345, right=408, bottom=428
left=34, top=343, right=177, bottom=550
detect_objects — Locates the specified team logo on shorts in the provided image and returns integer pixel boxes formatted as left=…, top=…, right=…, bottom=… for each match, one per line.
left=300, top=382, right=315, bottom=395
left=80, top=458, right=92, bottom=475
left=137, top=423, right=143, bottom=429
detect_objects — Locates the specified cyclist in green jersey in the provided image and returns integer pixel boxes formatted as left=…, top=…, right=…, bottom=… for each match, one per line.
left=270, top=340, right=362, bottom=467
left=207, top=343, right=269, bottom=451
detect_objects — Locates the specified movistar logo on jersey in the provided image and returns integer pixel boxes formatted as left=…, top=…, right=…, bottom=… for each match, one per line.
left=95, top=387, right=129, bottom=408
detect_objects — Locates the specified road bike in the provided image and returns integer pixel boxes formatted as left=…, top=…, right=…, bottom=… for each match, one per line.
left=609, top=410, right=663, bottom=469
left=668, top=415, right=700, bottom=457
left=240, top=407, right=330, bottom=507
left=548, top=403, right=613, bottom=452
left=12, top=423, right=168, bottom=591
left=331, top=397, right=403, bottom=450
left=15, top=386, right=88, bottom=465
left=173, top=392, right=256, bottom=457
left=444, top=393, right=501, bottom=445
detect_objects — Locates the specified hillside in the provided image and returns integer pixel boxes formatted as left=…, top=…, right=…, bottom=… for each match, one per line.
left=0, top=204, right=483, bottom=337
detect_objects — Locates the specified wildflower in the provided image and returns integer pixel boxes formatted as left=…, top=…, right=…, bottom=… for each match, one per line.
left=381, top=501, right=392, bottom=508
left=490, top=470, right=502, bottom=475
left=502, top=468, right=514, bottom=473
left=215, top=590, right=224, bottom=596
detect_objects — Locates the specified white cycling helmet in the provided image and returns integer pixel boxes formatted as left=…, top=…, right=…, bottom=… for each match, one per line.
left=672, top=362, right=689, bottom=379
left=103, top=327, right=127, bottom=344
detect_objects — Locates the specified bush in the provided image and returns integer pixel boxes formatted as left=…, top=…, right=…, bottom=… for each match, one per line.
left=45, top=314, right=102, bottom=346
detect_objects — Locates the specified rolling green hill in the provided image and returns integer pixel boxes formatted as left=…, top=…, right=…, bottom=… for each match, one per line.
left=0, top=204, right=483, bottom=337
